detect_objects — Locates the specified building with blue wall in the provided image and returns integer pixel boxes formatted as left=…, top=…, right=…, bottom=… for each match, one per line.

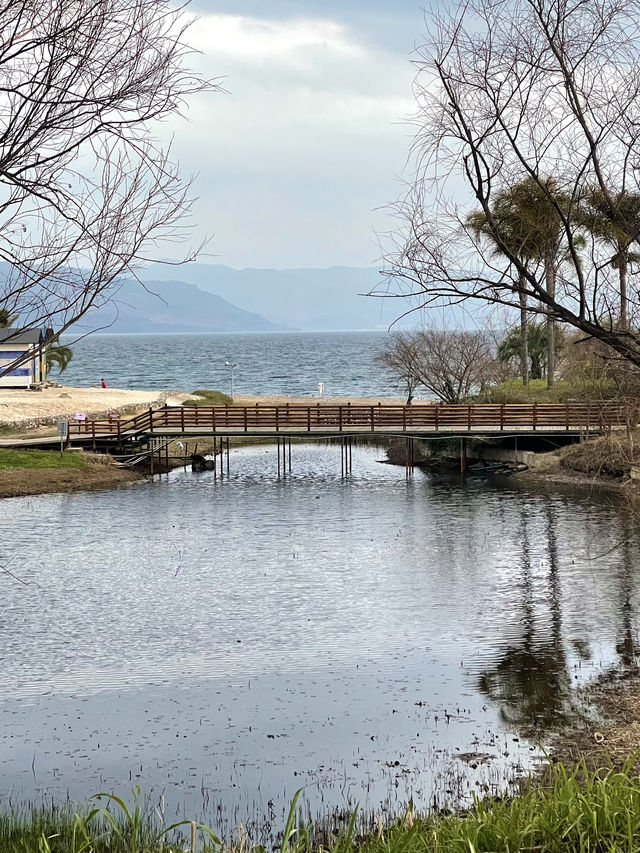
left=0, top=328, right=48, bottom=388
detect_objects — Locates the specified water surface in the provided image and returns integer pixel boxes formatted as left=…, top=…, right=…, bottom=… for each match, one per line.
left=0, top=444, right=638, bottom=839
left=60, top=331, right=398, bottom=397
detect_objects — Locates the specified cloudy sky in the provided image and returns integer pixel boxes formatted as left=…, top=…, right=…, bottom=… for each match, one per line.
left=166, top=1, right=425, bottom=269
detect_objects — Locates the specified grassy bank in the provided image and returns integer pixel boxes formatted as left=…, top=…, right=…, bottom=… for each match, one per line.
left=0, top=449, right=86, bottom=470
left=0, top=449, right=142, bottom=498
left=4, top=761, right=640, bottom=852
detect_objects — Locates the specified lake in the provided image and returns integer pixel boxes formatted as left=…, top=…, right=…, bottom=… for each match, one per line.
left=1, top=442, right=638, bottom=841
left=60, top=331, right=400, bottom=397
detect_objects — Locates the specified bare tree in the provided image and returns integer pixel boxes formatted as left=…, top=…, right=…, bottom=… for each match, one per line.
left=377, top=328, right=495, bottom=404
left=375, top=332, right=422, bottom=403
left=379, top=0, right=640, bottom=370
left=0, top=0, right=218, bottom=377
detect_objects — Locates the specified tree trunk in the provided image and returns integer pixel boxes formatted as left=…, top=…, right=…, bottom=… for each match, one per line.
left=545, top=254, right=555, bottom=388
left=518, top=274, right=529, bottom=386
left=619, top=246, right=628, bottom=331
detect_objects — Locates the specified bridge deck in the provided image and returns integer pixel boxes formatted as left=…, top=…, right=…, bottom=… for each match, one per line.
left=64, top=402, right=625, bottom=444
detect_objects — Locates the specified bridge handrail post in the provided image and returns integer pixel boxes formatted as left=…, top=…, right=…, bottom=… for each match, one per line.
left=180, top=407, right=184, bottom=432
left=435, top=404, right=439, bottom=432
left=403, top=405, right=406, bottom=432
left=244, top=407, right=248, bottom=432
left=467, top=404, right=472, bottom=431
left=500, top=404, right=504, bottom=431
left=370, top=405, right=374, bottom=431
left=275, top=407, right=279, bottom=432
left=307, top=407, right=311, bottom=432
left=212, top=406, right=216, bottom=432
left=148, top=407, right=153, bottom=433
left=566, top=402, right=570, bottom=431
left=338, top=407, right=343, bottom=432
left=533, top=402, right=537, bottom=431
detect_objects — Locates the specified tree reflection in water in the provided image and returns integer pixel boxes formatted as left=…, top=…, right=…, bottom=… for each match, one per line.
left=477, top=505, right=573, bottom=734
left=478, top=498, right=640, bottom=736
left=615, top=513, right=638, bottom=671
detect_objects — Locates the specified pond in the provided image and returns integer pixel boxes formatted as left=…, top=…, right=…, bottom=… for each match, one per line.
left=0, top=443, right=638, bottom=840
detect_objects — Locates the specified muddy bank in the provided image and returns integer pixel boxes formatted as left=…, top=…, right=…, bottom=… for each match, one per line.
left=514, top=464, right=633, bottom=493
left=552, top=672, right=640, bottom=769
left=0, top=458, right=144, bottom=499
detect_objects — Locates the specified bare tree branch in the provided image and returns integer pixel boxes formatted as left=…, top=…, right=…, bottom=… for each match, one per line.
left=0, top=0, right=220, bottom=377
left=379, top=0, right=640, bottom=370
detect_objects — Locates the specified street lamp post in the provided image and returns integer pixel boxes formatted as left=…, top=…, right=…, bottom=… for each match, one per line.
left=225, top=360, right=237, bottom=401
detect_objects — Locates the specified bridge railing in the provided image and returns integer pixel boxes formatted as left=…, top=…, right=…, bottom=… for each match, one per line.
left=67, top=401, right=629, bottom=437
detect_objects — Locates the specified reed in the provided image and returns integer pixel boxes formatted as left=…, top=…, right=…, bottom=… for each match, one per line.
left=3, top=761, right=640, bottom=853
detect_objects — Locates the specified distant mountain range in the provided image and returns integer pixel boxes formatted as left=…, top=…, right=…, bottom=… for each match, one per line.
left=5, top=261, right=404, bottom=334
left=139, top=263, right=395, bottom=331
left=81, top=277, right=289, bottom=334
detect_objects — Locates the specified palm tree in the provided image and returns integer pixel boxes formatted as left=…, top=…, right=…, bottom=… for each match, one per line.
left=46, top=344, right=73, bottom=374
left=579, top=189, right=640, bottom=331
left=491, top=178, right=573, bottom=388
left=498, top=322, right=552, bottom=381
left=469, top=177, right=576, bottom=387
left=0, top=308, right=18, bottom=328
left=467, top=208, right=532, bottom=386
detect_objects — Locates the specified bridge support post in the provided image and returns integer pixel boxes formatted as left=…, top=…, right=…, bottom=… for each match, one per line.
left=460, top=437, right=467, bottom=474
left=405, top=437, right=416, bottom=478
left=149, top=438, right=154, bottom=474
left=277, top=437, right=281, bottom=479
left=213, top=436, right=217, bottom=480
left=226, top=437, right=230, bottom=477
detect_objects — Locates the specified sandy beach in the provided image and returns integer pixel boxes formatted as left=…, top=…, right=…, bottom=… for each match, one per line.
left=0, top=387, right=414, bottom=431
left=0, top=385, right=193, bottom=429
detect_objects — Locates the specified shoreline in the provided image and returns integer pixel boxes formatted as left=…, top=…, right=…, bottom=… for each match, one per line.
left=0, top=455, right=145, bottom=499
left=552, top=670, right=640, bottom=770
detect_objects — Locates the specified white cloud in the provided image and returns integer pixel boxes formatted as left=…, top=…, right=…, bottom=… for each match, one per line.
left=161, top=13, right=414, bottom=267
left=189, top=15, right=364, bottom=61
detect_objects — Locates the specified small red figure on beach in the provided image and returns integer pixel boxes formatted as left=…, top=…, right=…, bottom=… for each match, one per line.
left=101, top=379, right=107, bottom=388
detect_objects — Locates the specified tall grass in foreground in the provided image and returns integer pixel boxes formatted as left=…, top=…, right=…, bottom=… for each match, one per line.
left=3, top=761, right=640, bottom=853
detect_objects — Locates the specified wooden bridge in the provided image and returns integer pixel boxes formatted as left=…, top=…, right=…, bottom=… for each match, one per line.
left=66, top=401, right=627, bottom=443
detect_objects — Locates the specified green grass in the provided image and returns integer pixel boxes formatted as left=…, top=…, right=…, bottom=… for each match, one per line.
left=0, top=789, right=220, bottom=853
left=4, top=762, right=640, bottom=853
left=0, top=449, right=86, bottom=470
left=347, top=760, right=640, bottom=853
left=473, top=377, right=617, bottom=404
left=183, top=389, right=233, bottom=407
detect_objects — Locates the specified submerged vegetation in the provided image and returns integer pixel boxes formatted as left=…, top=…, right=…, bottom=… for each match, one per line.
left=4, top=762, right=640, bottom=853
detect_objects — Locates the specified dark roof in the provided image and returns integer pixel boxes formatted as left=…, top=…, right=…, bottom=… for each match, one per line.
left=0, top=327, right=44, bottom=344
